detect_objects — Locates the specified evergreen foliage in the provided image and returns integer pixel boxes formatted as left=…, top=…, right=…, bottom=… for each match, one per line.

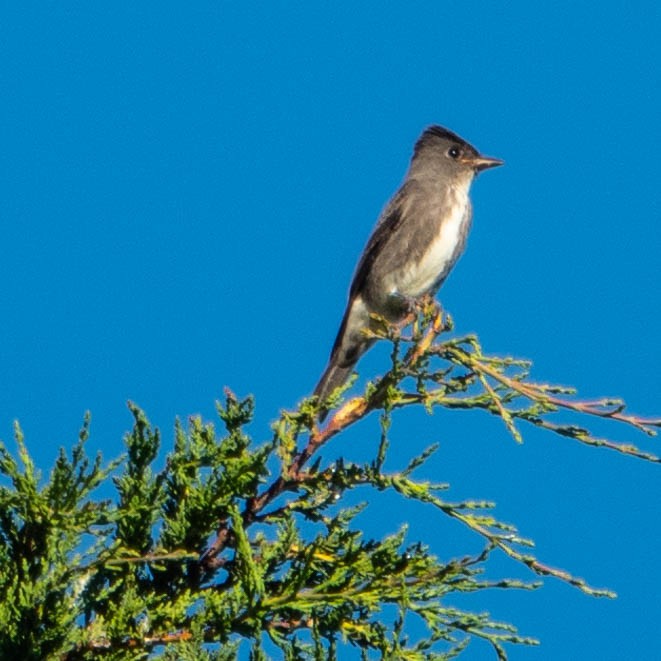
left=0, top=305, right=658, bottom=659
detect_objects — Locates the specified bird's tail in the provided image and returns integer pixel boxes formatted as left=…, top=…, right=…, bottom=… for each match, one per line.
left=313, top=358, right=357, bottom=422
left=314, top=296, right=375, bottom=421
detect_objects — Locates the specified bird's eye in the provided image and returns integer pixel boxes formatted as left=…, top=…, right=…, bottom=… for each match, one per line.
left=448, top=146, right=461, bottom=159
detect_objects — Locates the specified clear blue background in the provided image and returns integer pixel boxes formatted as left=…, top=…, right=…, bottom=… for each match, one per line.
left=1, top=3, right=660, bottom=659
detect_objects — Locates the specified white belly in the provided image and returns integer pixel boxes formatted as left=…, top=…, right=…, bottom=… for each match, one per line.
left=396, top=197, right=470, bottom=297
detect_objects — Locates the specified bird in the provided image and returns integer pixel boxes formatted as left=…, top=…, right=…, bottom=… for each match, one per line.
left=313, top=125, right=502, bottom=420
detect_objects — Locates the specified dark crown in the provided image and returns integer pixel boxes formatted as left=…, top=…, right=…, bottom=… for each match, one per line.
left=413, top=125, right=476, bottom=158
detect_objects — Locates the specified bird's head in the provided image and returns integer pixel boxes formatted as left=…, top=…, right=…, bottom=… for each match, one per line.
left=411, top=125, right=503, bottom=182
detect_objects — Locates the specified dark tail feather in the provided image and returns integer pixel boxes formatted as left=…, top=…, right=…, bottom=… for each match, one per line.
left=314, top=296, right=375, bottom=421
left=313, top=358, right=357, bottom=422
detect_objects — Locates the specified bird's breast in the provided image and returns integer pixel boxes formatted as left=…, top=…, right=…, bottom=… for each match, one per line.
left=392, top=192, right=471, bottom=298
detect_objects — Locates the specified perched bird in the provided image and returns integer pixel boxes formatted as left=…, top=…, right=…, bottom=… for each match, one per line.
left=313, top=125, right=502, bottom=419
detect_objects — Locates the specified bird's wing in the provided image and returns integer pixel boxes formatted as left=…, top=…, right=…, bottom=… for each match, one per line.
left=348, top=181, right=416, bottom=299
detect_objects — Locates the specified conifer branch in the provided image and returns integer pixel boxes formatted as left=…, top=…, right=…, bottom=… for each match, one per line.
left=0, top=307, right=657, bottom=658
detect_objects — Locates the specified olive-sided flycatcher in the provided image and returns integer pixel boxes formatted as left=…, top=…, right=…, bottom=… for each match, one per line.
left=314, top=125, right=503, bottom=419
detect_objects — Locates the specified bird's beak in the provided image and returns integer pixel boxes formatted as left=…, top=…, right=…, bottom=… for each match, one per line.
left=468, top=154, right=504, bottom=172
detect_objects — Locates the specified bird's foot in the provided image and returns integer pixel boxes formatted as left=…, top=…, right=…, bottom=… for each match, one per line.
left=392, top=293, right=440, bottom=327
left=366, top=295, right=442, bottom=342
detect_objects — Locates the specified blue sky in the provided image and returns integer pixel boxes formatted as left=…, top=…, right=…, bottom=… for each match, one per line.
left=1, top=3, right=660, bottom=659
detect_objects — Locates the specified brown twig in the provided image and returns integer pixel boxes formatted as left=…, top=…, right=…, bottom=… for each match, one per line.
left=201, top=308, right=448, bottom=569
left=438, top=343, right=661, bottom=437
